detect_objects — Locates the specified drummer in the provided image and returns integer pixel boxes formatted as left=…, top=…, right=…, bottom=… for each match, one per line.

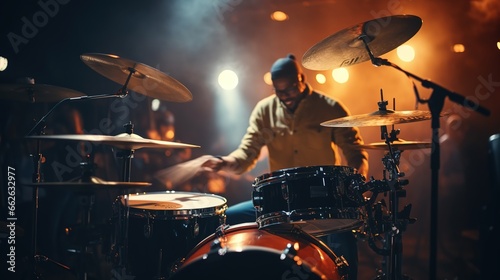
left=199, top=54, right=368, bottom=279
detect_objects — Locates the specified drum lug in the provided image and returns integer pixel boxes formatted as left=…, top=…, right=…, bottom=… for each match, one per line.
left=143, top=215, right=152, bottom=238
left=281, top=243, right=298, bottom=258
left=252, top=189, right=263, bottom=211
left=193, top=220, right=200, bottom=237
left=208, top=238, right=228, bottom=256
left=281, top=183, right=289, bottom=201
left=334, top=255, right=350, bottom=278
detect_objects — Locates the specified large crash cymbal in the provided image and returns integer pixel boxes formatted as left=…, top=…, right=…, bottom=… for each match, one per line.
left=360, top=139, right=432, bottom=150
left=321, top=109, right=436, bottom=127
left=302, top=15, right=422, bottom=70
left=25, top=133, right=200, bottom=150
left=81, top=53, right=193, bottom=102
left=24, top=176, right=151, bottom=192
left=0, top=83, right=85, bottom=103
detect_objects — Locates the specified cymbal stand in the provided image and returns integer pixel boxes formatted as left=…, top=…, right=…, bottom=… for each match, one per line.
left=381, top=145, right=409, bottom=280
left=361, top=95, right=414, bottom=279
left=27, top=118, right=73, bottom=279
left=360, top=36, right=490, bottom=280
left=101, top=68, right=142, bottom=278
left=71, top=156, right=98, bottom=280
left=364, top=137, right=414, bottom=280
left=110, top=121, right=136, bottom=277
left=378, top=95, right=411, bottom=280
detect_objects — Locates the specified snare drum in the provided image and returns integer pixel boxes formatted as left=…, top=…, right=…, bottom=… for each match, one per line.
left=119, top=191, right=227, bottom=279
left=170, top=222, right=345, bottom=280
left=252, top=165, right=365, bottom=236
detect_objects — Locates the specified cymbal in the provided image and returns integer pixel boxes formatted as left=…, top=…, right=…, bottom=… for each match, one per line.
left=25, top=133, right=201, bottom=150
left=24, top=176, right=151, bottom=192
left=302, top=15, right=422, bottom=70
left=321, top=109, right=434, bottom=127
left=360, top=139, right=432, bottom=150
left=81, top=53, right=193, bottom=102
left=0, top=83, right=85, bottom=103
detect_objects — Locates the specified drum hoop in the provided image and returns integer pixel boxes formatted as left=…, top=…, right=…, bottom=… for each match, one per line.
left=130, top=204, right=228, bottom=220
left=256, top=212, right=290, bottom=228
left=124, top=191, right=228, bottom=220
left=253, top=165, right=357, bottom=186
left=256, top=207, right=361, bottom=229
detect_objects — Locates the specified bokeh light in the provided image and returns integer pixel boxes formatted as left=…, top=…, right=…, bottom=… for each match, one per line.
left=315, top=73, right=327, bottom=84
left=331, top=68, right=349, bottom=83
left=397, top=45, right=415, bottom=62
left=218, top=70, right=239, bottom=90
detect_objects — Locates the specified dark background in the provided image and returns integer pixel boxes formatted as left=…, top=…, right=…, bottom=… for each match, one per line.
left=1, top=0, right=499, bottom=279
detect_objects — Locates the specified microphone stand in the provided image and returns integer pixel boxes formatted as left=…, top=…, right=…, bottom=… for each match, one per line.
left=360, top=36, right=491, bottom=280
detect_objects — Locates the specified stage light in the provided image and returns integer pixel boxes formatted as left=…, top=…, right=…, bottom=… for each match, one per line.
left=0, top=56, right=8, bottom=71
left=331, top=68, right=349, bottom=84
left=315, top=73, right=326, bottom=84
left=452, top=44, right=465, bottom=53
left=397, top=45, right=415, bottom=62
left=271, top=11, right=288, bottom=21
left=264, top=72, right=272, bottom=86
left=151, top=99, right=160, bottom=111
left=497, top=41, right=500, bottom=50
left=218, top=69, right=238, bottom=90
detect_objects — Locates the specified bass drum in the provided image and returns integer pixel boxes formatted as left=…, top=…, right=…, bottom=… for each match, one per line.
left=170, top=222, right=346, bottom=280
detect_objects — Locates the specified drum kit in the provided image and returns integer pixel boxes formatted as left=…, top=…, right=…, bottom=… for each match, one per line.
left=2, top=14, right=490, bottom=280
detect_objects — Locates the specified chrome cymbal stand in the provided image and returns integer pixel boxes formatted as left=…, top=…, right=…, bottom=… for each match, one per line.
left=361, top=96, right=415, bottom=280
left=360, top=37, right=490, bottom=280
left=26, top=115, right=73, bottom=279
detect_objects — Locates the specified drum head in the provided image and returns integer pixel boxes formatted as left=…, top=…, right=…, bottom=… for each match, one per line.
left=123, top=191, right=227, bottom=219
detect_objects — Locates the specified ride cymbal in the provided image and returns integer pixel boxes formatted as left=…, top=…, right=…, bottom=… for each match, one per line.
left=25, top=133, right=200, bottom=150
left=321, top=109, right=437, bottom=127
left=359, top=139, right=432, bottom=150
left=81, top=53, right=193, bottom=102
left=302, top=15, right=422, bottom=70
left=0, top=83, right=85, bottom=103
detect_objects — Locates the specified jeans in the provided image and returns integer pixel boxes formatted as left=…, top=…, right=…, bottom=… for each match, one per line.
left=225, top=200, right=358, bottom=280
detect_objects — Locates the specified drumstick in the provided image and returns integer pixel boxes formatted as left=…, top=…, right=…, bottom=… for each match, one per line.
left=154, top=156, right=209, bottom=187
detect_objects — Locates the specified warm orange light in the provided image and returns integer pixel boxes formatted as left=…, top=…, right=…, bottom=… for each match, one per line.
left=332, top=68, right=349, bottom=83
left=397, top=45, right=415, bottom=62
left=264, top=72, right=272, bottom=85
left=496, top=41, right=500, bottom=50
left=453, top=44, right=465, bottom=53
left=271, top=11, right=288, bottom=21
left=315, top=73, right=326, bottom=84
left=164, top=129, right=175, bottom=140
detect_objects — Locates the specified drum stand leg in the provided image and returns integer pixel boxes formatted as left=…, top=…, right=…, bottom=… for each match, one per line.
left=29, top=132, right=73, bottom=279
left=363, top=121, right=416, bottom=280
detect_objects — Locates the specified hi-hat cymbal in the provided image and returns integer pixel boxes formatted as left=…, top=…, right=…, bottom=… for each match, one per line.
left=302, top=15, right=422, bottom=70
left=360, top=139, right=432, bottom=150
left=0, top=84, right=85, bottom=103
left=24, top=176, right=151, bottom=192
left=321, top=109, right=435, bottom=127
left=25, top=133, right=200, bottom=150
left=81, top=53, right=193, bottom=102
